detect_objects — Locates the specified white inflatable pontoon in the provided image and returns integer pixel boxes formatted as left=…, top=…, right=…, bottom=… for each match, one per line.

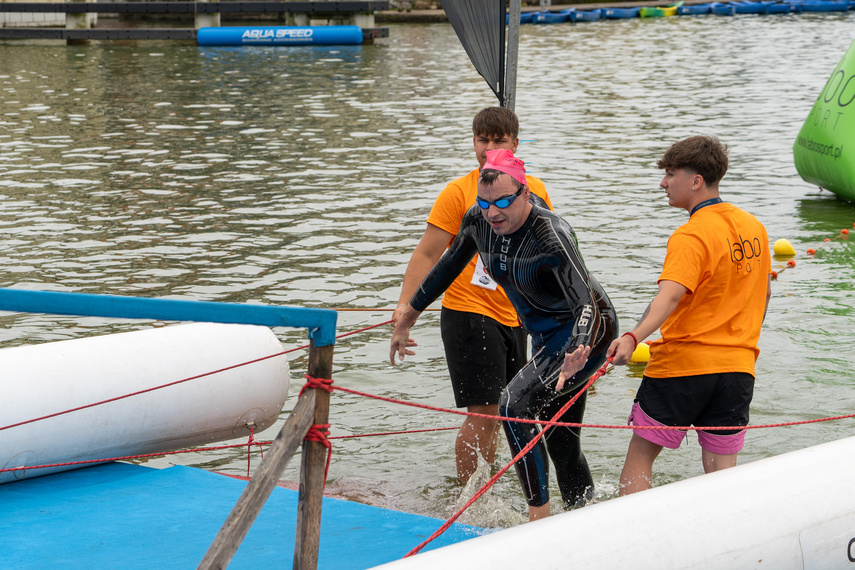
left=378, top=435, right=855, bottom=569
left=0, top=323, right=290, bottom=483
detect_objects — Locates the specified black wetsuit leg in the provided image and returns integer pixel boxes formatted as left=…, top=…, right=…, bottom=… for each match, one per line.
left=500, top=324, right=612, bottom=508
left=541, top=387, right=593, bottom=508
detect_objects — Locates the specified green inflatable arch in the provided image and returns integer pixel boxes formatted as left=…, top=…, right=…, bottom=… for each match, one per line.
left=793, top=38, right=855, bottom=202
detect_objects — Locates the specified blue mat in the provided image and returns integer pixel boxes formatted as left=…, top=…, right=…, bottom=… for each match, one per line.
left=0, top=463, right=483, bottom=569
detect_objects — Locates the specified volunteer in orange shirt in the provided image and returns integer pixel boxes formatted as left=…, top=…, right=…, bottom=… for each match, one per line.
left=607, top=135, right=772, bottom=496
left=391, top=107, right=553, bottom=484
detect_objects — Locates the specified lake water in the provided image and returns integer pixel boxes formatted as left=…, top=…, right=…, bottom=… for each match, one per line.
left=1, top=13, right=854, bottom=529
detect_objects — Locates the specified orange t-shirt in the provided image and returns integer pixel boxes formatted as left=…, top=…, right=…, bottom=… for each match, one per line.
left=426, top=168, right=553, bottom=327
left=645, top=202, right=771, bottom=378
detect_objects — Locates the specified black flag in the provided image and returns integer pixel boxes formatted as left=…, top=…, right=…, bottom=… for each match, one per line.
left=442, top=0, right=507, bottom=105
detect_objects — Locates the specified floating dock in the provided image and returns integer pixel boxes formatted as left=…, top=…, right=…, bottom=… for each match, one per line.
left=0, top=1, right=389, bottom=44
left=0, top=462, right=483, bottom=569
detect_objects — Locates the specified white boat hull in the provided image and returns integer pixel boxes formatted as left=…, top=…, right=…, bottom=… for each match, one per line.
left=377, top=435, right=855, bottom=569
left=0, top=323, right=290, bottom=483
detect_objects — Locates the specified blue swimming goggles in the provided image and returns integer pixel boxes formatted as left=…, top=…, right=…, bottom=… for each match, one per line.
left=475, top=185, right=524, bottom=209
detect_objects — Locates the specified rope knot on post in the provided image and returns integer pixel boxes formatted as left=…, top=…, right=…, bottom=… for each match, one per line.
left=304, top=423, right=333, bottom=484
left=301, top=374, right=334, bottom=396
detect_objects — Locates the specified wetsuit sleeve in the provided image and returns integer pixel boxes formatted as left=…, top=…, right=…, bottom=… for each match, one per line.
left=545, top=219, right=601, bottom=349
left=409, top=209, right=480, bottom=312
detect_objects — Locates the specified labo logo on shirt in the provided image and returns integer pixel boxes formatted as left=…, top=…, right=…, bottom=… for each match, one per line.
left=727, top=234, right=763, bottom=274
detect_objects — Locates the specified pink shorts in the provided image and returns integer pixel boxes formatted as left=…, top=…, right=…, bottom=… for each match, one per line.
left=628, top=403, right=746, bottom=455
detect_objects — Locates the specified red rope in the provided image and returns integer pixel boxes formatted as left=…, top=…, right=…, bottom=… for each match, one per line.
left=7, top=406, right=849, bottom=477
left=404, top=358, right=613, bottom=557
left=0, top=441, right=263, bottom=474
left=7, top=311, right=851, bottom=436
left=330, top=426, right=460, bottom=439
left=772, top=224, right=852, bottom=280
left=246, top=426, right=264, bottom=478
left=284, top=320, right=393, bottom=355
left=577, top=414, right=855, bottom=432
left=300, top=374, right=334, bottom=397
left=300, top=375, right=335, bottom=484
left=6, top=313, right=853, bottom=537
left=0, top=427, right=465, bottom=476
left=335, top=320, right=393, bottom=339
left=333, top=379, right=855, bottom=433
left=2, top=319, right=390, bottom=433
left=6, top=335, right=852, bottom=479
left=305, top=424, right=332, bottom=484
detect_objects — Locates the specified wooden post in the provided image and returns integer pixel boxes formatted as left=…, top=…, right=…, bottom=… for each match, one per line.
left=198, top=390, right=318, bottom=569
left=504, top=0, right=521, bottom=111
left=293, top=341, right=334, bottom=570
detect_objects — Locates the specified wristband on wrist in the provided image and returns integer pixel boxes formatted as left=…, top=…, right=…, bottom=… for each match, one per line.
left=622, top=332, right=639, bottom=350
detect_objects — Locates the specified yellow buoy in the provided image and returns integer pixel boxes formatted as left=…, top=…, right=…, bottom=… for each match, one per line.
left=629, top=342, right=650, bottom=364
left=773, top=238, right=796, bottom=256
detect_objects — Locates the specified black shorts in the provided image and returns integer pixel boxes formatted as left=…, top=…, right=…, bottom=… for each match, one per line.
left=633, top=372, right=754, bottom=450
left=440, top=307, right=527, bottom=408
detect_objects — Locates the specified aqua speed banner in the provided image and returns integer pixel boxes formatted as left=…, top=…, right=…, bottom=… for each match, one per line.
left=196, top=26, right=363, bottom=47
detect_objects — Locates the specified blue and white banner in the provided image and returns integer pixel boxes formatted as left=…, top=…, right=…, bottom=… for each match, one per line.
left=197, top=25, right=363, bottom=47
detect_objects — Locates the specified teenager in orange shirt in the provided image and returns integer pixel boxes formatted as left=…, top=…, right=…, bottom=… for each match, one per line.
left=391, top=107, right=552, bottom=484
left=607, top=135, right=772, bottom=496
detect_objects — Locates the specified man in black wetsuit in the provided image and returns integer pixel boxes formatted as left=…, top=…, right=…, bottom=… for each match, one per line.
left=390, top=149, right=617, bottom=521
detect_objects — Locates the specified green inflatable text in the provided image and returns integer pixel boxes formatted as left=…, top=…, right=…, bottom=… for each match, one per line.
left=793, top=38, right=855, bottom=202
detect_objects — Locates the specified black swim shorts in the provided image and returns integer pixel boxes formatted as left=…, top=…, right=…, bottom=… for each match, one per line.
left=440, top=306, right=527, bottom=408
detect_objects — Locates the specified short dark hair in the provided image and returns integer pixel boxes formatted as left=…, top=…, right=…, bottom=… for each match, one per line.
left=657, top=135, right=729, bottom=187
left=472, top=107, right=519, bottom=140
left=478, top=168, right=524, bottom=189
left=478, top=168, right=503, bottom=186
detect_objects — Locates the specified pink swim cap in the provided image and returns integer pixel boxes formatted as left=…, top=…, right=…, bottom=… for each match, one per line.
left=483, top=149, right=527, bottom=186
